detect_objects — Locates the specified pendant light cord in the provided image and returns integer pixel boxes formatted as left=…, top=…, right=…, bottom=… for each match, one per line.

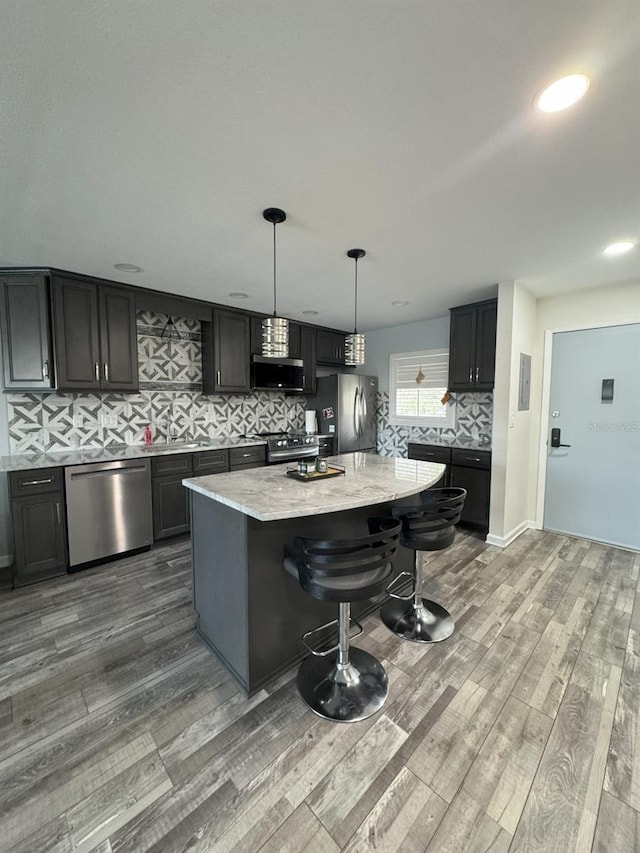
left=272, top=221, right=277, bottom=318
left=353, top=256, right=358, bottom=333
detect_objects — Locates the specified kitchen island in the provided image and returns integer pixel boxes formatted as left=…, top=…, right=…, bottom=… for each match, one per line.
left=183, top=452, right=445, bottom=694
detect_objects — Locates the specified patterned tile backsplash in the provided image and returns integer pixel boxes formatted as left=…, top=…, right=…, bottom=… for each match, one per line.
left=7, top=311, right=306, bottom=453
left=376, top=391, right=493, bottom=457
left=6, top=311, right=492, bottom=455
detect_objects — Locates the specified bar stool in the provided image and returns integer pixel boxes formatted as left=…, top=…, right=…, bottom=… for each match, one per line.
left=380, top=487, right=466, bottom=643
left=284, top=517, right=402, bottom=722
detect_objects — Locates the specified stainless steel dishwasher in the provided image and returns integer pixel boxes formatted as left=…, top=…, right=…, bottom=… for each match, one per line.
left=65, top=458, right=153, bottom=567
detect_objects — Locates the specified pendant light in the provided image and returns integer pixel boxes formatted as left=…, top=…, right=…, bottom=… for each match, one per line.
left=262, top=207, right=289, bottom=358
left=345, top=248, right=366, bottom=366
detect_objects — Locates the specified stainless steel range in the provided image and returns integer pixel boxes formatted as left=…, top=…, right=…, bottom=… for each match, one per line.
left=246, top=432, right=320, bottom=465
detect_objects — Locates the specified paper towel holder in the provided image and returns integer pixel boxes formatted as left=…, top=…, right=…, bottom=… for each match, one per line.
left=305, top=410, right=318, bottom=434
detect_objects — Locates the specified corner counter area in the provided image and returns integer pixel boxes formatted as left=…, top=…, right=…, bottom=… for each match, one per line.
left=183, top=453, right=445, bottom=694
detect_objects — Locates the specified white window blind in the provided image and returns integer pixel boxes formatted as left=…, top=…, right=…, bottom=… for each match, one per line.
left=389, top=349, right=456, bottom=428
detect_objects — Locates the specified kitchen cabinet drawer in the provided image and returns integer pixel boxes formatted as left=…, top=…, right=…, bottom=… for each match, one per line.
left=151, top=453, right=194, bottom=477
left=193, top=449, right=229, bottom=475
left=450, top=448, right=491, bottom=469
left=407, top=443, right=451, bottom=465
left=9, top=467, right=64, bottom=497
left=229, top=445, right=265, bottom=469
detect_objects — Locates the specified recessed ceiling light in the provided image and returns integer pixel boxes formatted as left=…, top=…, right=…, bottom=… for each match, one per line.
left=302, top=310, right=319, bottom=316
left=536, top=74, right=590, bottom=112
left=602, top=241, right=636, bottom=256
left=228, top=292, right=249, bottom=299
left=114, top=263, right=142, bottom=273
left=391, top=300, right=410, bottom=307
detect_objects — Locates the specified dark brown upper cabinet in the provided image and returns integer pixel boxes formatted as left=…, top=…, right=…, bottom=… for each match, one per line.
left=99, top=285, right=138, bottom=390
left=316, top=329, right=346, bottom=366
left=448, top=298, right=497, bottom=392
left=51, top=274, right=138, bottom=391
left=300, top=324, right=317, bottom=394
left=202, top=308, right=251, bottom=393
left=0, top=273, right=55, bottom=390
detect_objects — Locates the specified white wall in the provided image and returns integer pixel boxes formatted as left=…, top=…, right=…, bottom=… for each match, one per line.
left=528, top=278, right=640, bottom=524
left=354, top=315, right=450, bottom=392
left=488, top=281, right=537, bottom=546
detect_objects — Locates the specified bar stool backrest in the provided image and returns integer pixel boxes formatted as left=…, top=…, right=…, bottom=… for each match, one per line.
left=392, top=487, right=467, bottom=552
left=291, top=517, right=402, bottom=603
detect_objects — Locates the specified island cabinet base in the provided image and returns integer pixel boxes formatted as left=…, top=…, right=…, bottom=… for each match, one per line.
left=189, top=491, right=414, bottom=695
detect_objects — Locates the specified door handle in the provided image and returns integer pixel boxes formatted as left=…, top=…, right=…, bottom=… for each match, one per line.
left=353, top=388, right=359, bottom=437
left=550, top=428, right=571, bottom=448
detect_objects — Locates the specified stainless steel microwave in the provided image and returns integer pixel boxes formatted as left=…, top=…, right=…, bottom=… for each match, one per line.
left=251, top=355, right=304, bottom=392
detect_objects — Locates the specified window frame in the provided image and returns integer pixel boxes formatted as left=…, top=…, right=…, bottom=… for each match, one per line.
left=388, top=349, right=456, bottom=429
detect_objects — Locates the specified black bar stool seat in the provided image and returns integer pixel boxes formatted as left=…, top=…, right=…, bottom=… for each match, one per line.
left=380, top=487, right=466, bottom=643
left=284, top=517, right=402, bottom=722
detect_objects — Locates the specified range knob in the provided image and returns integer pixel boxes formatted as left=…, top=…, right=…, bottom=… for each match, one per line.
left=277, top=439, right=286, bottom=447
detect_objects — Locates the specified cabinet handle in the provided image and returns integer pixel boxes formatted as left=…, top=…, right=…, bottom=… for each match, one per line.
left=217, top=370, right=221, bottom=386
left=104, top=363, right=109, bottom=382
left=242, top=453, right=251, bottom=458
left=469, top=368, right=473, bottom=383
left=42, top=360, right=49, bottom=379
left=95, top=362, right=100, bottom=381
left=56, top=502, right=61, bottom=525
left=22, top=477, right=53, bottom=486
left=463, top=456, right=481, bottom=463
left=475, top=366, right=479, bottom=382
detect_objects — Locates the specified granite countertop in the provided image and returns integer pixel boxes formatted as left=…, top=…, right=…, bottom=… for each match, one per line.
left=0, top=436, right=267, bottom=472
left=408, top=436, right=492, bottom=451
left=183, top=452, right=445, bottom=522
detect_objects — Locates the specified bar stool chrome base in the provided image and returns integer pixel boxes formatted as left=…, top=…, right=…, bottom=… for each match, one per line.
left=380, top=596, right=454, bottom=643
left=297, top=646, right=389, bottom=722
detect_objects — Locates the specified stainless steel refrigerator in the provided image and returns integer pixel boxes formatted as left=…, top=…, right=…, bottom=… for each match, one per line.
left=308, top=374, right=378, bottom=453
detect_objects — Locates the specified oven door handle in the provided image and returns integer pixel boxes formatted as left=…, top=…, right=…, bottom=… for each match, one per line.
left=268, top=447, right=319, bottom=463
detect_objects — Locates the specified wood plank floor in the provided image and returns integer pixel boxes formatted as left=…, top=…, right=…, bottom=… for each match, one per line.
left=0, top=529, right=638, bottom=853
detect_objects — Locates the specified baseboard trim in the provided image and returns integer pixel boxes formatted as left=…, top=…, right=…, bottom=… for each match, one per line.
left=0, top=553, right=13, bottom=569
left=486, top=520, right=535, bottom=549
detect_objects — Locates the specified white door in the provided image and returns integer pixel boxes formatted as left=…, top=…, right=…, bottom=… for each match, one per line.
left=543, top=323, right=640, bottom=550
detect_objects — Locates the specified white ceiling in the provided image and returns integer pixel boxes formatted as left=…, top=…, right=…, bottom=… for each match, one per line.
left=2, top=1, right=639, bottom=331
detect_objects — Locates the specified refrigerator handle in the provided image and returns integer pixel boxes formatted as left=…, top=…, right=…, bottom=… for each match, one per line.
left=353, top=386, right=359, bottom=438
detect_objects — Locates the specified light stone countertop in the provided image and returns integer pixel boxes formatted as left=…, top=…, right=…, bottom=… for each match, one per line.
left=0, top=437, right=267, bottom=472
left=408, top=435, right=492, bottom=451
left=183, top=452, right=446, bottom=522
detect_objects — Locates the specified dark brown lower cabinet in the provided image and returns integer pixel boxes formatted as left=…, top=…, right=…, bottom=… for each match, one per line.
left=407, top=443, right=491, bottom=531
left=449, top=464, right=491, bottom=529
left=10, top=468, right=67, bottom=587
left=152, top=474, right=192, bottom=540
left=151, top=447, right=264, bottom=541
left=151, top=453, right=193, bottom=541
